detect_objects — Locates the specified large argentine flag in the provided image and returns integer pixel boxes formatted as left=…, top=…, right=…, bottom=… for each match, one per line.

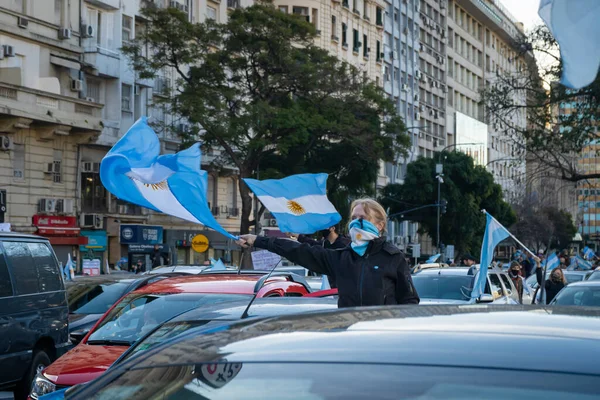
left=539, top=0, right=600, bottom=89
left=100, top=117, right=236, bottom=240
left=243, top=173, right=341, bottom=234
left=471, top=212, right=510, bottom=300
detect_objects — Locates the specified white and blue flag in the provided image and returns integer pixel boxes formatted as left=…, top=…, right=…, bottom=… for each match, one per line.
left=100, top=117, right=236, bottom=239
left=243, top=173, right=341, bottom=234
left=425, top=254, right=441, bottom=263
left=583, top=246, right=595, bottom=260
left=543, top=253, right=560, bottom=271
left=539, top=0, right=600, bottom=89
left=575, top=255, right=593, bottom=270
left=472, top=212, right=510, bottom=300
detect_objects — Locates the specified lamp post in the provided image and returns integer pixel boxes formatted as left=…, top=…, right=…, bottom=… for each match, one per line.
left=435, top=142, right=485, bottom=254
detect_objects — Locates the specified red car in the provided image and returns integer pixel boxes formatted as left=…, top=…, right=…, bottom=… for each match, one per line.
left=29, top=271, right=315, bottom=399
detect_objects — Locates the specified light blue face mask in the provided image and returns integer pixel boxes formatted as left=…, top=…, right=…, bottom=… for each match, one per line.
left=348, top=219, right=380, bottom=256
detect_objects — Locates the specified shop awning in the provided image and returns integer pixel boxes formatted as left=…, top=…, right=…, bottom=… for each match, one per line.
left=46, top=236, right=89, bottom=246
left=37, top=227, right=81, bottom=236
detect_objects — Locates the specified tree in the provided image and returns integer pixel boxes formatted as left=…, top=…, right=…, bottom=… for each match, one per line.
left=481, top=24, right=600, bottom=183
left=380, top=151, right=516, bottom=255
left=122, top=3, right=409, bottom=250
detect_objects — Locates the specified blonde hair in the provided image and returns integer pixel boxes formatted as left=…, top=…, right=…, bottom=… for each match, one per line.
left=349, top=198, right=388, bottom=233
left=551, top=267, right=567, bottom=284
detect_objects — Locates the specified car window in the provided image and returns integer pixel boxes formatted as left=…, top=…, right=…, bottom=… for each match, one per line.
left=411, top=275, right=473, bottom=300
left=86, top=363, right=600, bottom=400
left=28, top=242, right=62, bottom=292
left=69, top=282, right=130, bottom=314
left=3, top=241, right=39, bottom=295
left=588, top=272, right=600, bottom=281
left=499, top=274, right=513, bottom=296
left=564, top=274, right=584, bottom=283
left=487, top=273, right=503, bottom=299
left=0, top=244, right=13, bottom=297
left=552, top=286, right=600, bottom=307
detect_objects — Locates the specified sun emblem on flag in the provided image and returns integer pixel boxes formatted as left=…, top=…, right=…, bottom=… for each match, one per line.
left=287, top=200, right=306, bottom=215
left=128, top=176, right=169, bottom=191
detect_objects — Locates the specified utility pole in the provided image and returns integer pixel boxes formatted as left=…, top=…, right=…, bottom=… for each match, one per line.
left=436, top=163, right=443, bottom=255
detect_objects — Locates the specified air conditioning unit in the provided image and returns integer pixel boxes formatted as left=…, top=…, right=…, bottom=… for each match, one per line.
left=134, top=85, right=141, bottom=95
left=82, top=24, right=94, bottom=38
left=402, top=84, right=408, bottom=91
left=17, top=16, right=28, bottom=28
left=82, top=161, right=100, bottom=173
left=393, top=50, right=398, bottom=59
left=81, top=213, right=103, bottom=229
left=269, top=219, right=277, bottom=227
left=2, top=45, right=15, bottom=57
left=434, top=111, right=439, bottom=119
left=71, top=79, right=83, bottom=92
left=0, top=135, right=14, bottom=151
left=443, top=86, right=448, bottom=93
left=85, top=97, right=95, bottom=102
left=419, top=104, right=425, bottom=112
left=56, top=199, right=74, bottom=214
left=429, top=109, right=434, bottom=116
left=414, top=94, right=419, bottom=101
left=44, top=163, right=54, bottom=174
left=401, top=49, right=406, bottom=55
left=415, top=112, right=421, bottom=120
left=416, top=71, right=422, bottom=79
left=58, top=27, right=72, bottom=40
left=39, top=198, right=57, bottom=213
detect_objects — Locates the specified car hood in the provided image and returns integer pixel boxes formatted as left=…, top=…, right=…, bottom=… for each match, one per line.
left=43, top=343, right=129, bottom=386
left=418, top=299, right=471, bottom=305
left=68, top=314, right=103, bottom=332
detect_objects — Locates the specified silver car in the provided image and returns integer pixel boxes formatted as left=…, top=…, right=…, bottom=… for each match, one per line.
left=550, top=280, right=600, bottom=307
left=412, top=267, right=521, bottom=305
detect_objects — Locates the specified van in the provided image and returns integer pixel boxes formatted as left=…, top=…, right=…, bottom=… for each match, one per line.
left=0, top=232, right=69, bottom=399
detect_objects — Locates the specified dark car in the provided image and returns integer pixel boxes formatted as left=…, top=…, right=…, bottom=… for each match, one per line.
left=66, top=273, right=190, bottom=344
left=0, top=232, right=69, bottom=399
left=64, top=305, right=600, bottom=399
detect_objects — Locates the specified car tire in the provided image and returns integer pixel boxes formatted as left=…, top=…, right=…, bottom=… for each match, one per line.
left=13, top=349, right=52, bottom=400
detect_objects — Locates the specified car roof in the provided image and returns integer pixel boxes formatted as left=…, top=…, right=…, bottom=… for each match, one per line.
left=413, top=267, right=479, bottom=276
left=562, top=280, right=600, bottom=287
left=128, top=305, right=600, bottom=375
left=0, top=232, right=50, bottom=241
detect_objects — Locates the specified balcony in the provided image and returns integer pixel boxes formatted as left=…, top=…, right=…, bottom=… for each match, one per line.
left=0, top=82, right=103, bottom=135
left=83, top=47, right=121, bottom=79
left=84, top=0, right=120, bottom=10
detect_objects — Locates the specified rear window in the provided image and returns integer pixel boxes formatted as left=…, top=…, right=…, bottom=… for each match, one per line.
left=0, top=244, right=13, bottom=297
left=3, top=241, right=39, bottom=295
left=28, top=242, right=62, bottom=292
left=411, top=275, right=473, bottom=300
left=565, top=274, right=585, bottom=283
left=68, top=281, right=130, bottom=314
left=552, top=286, right=600, bottom=307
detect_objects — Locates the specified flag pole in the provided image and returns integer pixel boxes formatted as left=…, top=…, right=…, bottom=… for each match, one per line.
left=481, top=210, right=535, bottom=258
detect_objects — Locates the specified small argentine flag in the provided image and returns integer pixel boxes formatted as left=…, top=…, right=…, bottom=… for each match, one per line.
left=426, top=254, right=441, bottom=263
left=100, top=117, right=236, bottom=240
left=543, top=253, right=560, bottom=271
left=243, top=173, right=341, bottom=234
left=583, top=246, right=595, bottom=260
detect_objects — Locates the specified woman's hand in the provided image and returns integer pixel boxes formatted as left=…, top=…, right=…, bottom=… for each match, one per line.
left=237, top=234, right=257, bottom=248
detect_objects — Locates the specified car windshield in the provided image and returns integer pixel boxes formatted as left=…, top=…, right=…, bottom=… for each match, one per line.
left=85, top=363, right=600, bottom=400
left=411, top=275, right=473, bottom=300
left=87, top=293, right=250, bottom=345
left=68, top=281, right=131, bottom=315
left=552, top=286, right=600, bottom=307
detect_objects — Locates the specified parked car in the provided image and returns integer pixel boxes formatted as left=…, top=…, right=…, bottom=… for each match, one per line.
left=411, top=267, right=522, bottom=304
left=586, top=269, right=600, bottom=281
left=550, top=281, right=600, bottom=307
left=63, top=305, right=600, bottom=399
left=66, top=273, right=190, bottom=344
left=527, top=270, right=595, bottom=303
left=0, top=232, right=69, bottom=400
left=29, top=271, right=319, bottom=399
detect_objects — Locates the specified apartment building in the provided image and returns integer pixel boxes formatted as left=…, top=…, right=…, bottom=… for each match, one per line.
left=0, top=0, right=250, bottom=270
left=446, top=0, right=527, bottom=202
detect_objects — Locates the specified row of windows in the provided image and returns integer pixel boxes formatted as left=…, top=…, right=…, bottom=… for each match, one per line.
left=447, top=89, right=481, bottom=120
left=419, top=28, right=445, bottom=56
left=447, top=58, right=482, bottom=92
left=419, top=0, right=445, bottom=26
left=11, top=145, right=62, bottom=183
left=448, top=1, right=483, bottom=42
left=419, top=59, right=445, bottom=83
left=449, top=32, right=483, bottom=68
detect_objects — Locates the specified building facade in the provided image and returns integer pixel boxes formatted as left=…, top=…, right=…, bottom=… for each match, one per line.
left=0, top=0, right=250, bottom=270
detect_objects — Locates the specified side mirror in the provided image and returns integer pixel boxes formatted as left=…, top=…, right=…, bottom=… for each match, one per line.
left=477, top=294, right=494, bottom=303
left=70, top=329, right=90, bottom=345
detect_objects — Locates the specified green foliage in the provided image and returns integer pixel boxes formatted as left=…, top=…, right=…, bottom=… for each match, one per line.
left=380, top=151, right=516, bottom=255
left=122, top=2, right=409, bottom=234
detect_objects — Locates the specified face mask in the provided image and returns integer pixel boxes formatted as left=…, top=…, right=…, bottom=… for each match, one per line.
left=348, top=218, right=380, bottom=256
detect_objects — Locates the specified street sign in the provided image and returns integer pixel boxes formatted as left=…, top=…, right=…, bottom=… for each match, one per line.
left=445, top=245, right=455, bottom=261
left=191, top=234, right=209, bottom=253
left=412, top=244, right=421, bottom=258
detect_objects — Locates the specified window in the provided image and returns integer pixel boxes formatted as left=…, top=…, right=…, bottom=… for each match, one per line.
left=353, top=29, right=359, bottom=52
left=342, top=23, right=348, bottom=46
left=331, top=15, right=336, bottom=39
left=363, top=1, right=368, bottom=19
left=52, top=150, right=62, bottom=184
left=29, top=243, right=61, bottom=292
left=82, top=173, right=107, bottom=212
left=228, top=178, right=238, bottom=215
left=12, top=143, right=24, bottom=179
left=376, top=7, right=383, bottom=25
left=86, top=78, right=101, bottom=103
left=121, top=83, right=132, bottom=112
left=4, top=242, right=38, bottom=295
left=293, top=7, right=309, bottom=22
left=207, top=6, right=217, bottom=20
left=499, top=274, right=514, bottom=296
left=312, top=8, right=318, bottom=28
left=278, top=5, right=288, bottom=13
left=376, top=40, right=381, bottom=62
left=122, top=15, right=132, bottom=43
left=488, top=273, right=503, bottom=299
left=384, top=66, right=390, bottom=82
left=363, top=34, right=368, bottom=57
left=0, top=244, right=13, bottom=297
left=88, top=8, right=115, bottom=49
left=353, top=0, right=358, bottom=13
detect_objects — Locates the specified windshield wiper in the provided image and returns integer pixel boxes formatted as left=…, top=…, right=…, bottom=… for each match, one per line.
left=87, top=339, right=133, bottom=346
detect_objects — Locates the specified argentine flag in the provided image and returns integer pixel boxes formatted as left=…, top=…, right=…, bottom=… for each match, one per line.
left=425, top=254, right=441, bottom=263
left=543, top=253, right=560, bottom=271
left=100, top=117, right=236, bottom=240
left=471, top=212, right=510, bottom=300
left=583, top=246, right=595, bottom=260
left=539, top=0, right=600, bottom=89
left=243, top=173, right=341, bottom=234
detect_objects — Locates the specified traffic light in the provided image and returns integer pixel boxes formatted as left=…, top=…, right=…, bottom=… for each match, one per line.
left=440, top=200, right=447, bottom=214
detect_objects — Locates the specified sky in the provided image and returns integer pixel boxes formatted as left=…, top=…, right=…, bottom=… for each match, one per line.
left=499, top=0, right=543, bottom=31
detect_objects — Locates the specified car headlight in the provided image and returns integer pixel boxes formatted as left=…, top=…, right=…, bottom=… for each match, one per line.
left=30, top=371, right=56, bottom=399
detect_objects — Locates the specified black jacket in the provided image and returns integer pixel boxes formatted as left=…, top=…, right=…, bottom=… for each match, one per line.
left=297, top=235, right=351, bottom=289
left=544, top=279, right=565, bottom=304
left=254, top=236, right=419, bottom=308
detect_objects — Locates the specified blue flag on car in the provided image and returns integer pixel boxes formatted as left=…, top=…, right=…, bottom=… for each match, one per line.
left=100, top=117, right=236, bottom=240
left=543, top=253, right=560, bottom=271
left=426, top=254, right=441, bottom=263
left=539, top=0, right=600, bottom=89
left=583, top=246, right=595, bottom=260
left=472, top=212, right=510, bottom=300
left=243, top=174, right=341, bottom=234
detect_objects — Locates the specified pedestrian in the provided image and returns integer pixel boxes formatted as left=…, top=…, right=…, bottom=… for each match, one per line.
left=134, top=259, right=143, bottom=274
left=297, top=224, right=350, bottom=288
left=508, top=261, right=524, bottom=304
left=151, top=245, right=162, bottom=270
left=540, top=267, right=567, bottom=304
left=462, top=253, right=478, bottom=275
left=237, top=198, right=420, bottom=307
left=521, top=255, right=534, bottom=278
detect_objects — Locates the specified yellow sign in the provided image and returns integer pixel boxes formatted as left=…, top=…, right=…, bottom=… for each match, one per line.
left=191, top=234, right=209, bottom=253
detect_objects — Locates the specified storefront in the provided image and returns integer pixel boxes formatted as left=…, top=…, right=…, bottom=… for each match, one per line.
left=80, top=230, right=108, bottom=274
left=120, top=225, right=167, bottom=271
left=32, top=215, right=88, bottom=266
left=165, top=229, right=241, bottom=266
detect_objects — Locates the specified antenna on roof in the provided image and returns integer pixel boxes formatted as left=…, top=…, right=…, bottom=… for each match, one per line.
left=240, top=258, right=283, bottom=319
